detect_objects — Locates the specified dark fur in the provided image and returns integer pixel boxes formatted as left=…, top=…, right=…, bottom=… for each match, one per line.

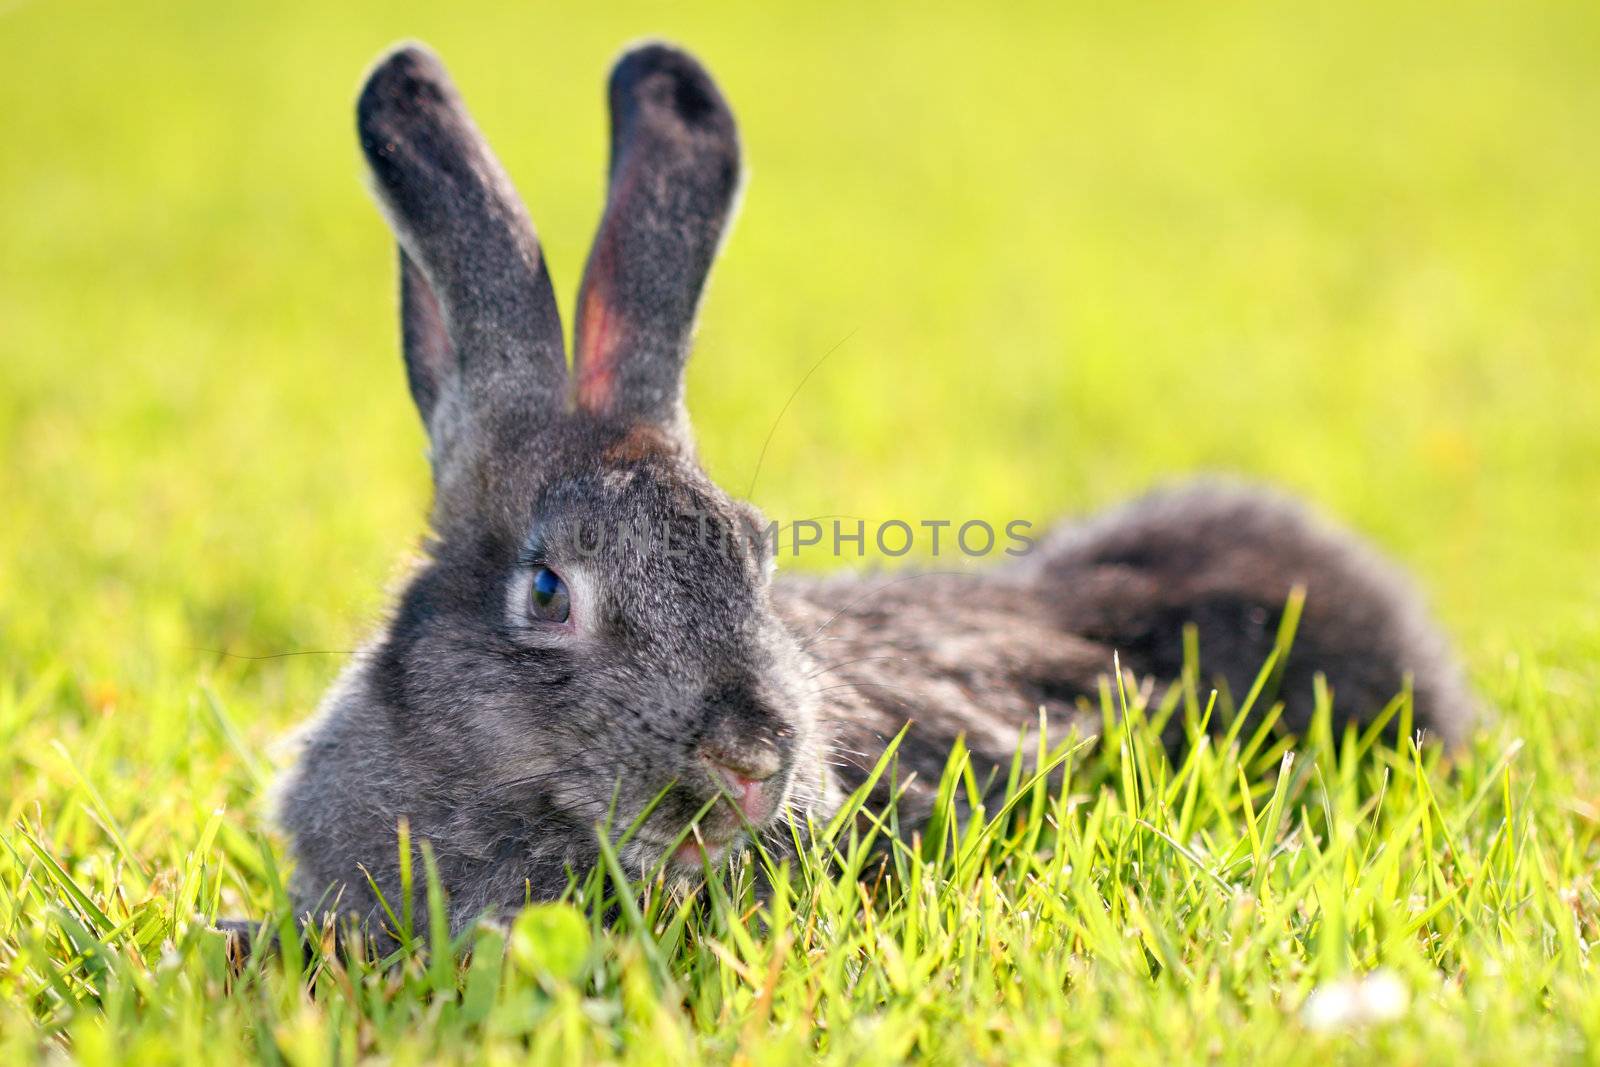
left=276, top=42, right=1473, bottom=936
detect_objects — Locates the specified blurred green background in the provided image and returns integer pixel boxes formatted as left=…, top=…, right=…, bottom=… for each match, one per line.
left=2, top=0, right=1597, bottom=760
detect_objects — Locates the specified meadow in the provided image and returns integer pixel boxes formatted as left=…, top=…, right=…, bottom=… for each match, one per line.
left=3, top=0, right=1599, bottom=1062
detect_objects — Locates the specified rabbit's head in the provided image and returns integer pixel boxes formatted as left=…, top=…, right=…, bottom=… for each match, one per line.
left=353, top=43, right=820, bottom=876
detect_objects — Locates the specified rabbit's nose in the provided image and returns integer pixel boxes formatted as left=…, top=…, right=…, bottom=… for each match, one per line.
left=699, top=741, right=782, bottom=821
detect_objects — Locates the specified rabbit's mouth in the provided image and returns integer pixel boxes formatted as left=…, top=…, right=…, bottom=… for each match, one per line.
left=670, top=827, right=739, bottom=869
left=652, top=762, right=793, bottom=872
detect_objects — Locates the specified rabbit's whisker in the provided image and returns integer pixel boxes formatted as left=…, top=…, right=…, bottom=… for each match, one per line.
left=743, top=327, right=858, bottom=501
left=806, top=655, right=909, bottom=680
left=194, top=646, right=357, bottom=661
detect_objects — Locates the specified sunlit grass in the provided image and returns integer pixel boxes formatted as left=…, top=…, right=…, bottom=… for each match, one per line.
left=5, top=639, right=1599, bottom=1063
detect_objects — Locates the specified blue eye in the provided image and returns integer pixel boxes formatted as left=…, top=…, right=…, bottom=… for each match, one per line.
left=528, top=566, right=570, bottom=624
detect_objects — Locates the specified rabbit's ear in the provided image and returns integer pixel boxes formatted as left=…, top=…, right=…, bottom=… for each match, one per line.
left=358, top=44, right=567, bottom=431
left=572, top=43, right=742, bottom=430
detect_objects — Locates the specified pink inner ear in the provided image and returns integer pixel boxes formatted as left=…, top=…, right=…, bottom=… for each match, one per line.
left=408, top=263, right=453, bottom=362
left=575, top=268, right=620, bottom=412
left=401, top=253, right=455, bottom=415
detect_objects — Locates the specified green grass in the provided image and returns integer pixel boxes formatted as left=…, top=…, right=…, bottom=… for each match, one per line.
left=3, top=0, right=1599, bottom=1062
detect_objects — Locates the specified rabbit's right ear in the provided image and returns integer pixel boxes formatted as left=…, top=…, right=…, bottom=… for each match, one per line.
left=357, top=44, right=567, bottom=436
left=572, top=43, right=742, bottom=433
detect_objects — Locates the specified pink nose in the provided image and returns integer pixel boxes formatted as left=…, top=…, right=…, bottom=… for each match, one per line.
left=701, top=744, right=780, bottom=820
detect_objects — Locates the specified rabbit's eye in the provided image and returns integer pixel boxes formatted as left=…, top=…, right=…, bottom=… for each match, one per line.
left=528, top=566, right=571, bottom=624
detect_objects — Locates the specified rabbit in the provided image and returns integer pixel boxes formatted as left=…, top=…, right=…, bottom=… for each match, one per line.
left=273, top=40, right=1472, bottom=938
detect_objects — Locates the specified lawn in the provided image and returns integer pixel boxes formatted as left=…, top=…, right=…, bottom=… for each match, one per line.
left=3, top=0, right=1599, bottom=1062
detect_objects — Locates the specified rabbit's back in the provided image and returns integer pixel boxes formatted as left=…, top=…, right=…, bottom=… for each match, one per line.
left=776, top=480, right=1472, bottom=809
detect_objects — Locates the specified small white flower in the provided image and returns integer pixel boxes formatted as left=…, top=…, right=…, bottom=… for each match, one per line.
left=1300, top=969, right=1410, bottom=1032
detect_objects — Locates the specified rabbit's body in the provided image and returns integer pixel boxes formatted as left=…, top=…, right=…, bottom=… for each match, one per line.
left=780, top=481, right=1469, bottom=815
left=276, top=42, right=1471, bottom=936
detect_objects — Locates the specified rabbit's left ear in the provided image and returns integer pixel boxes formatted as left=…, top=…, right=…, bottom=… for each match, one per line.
left=358, top=43, right=569, bottom=438
left=572, top=43, right=742, bottom=432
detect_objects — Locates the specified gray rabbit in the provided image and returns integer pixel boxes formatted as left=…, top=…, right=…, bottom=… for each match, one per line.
left=275, top=41, right=1472, bottom=936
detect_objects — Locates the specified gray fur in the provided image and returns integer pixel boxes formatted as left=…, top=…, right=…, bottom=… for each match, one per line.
left=276, top=42, right=1474, bottom=937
